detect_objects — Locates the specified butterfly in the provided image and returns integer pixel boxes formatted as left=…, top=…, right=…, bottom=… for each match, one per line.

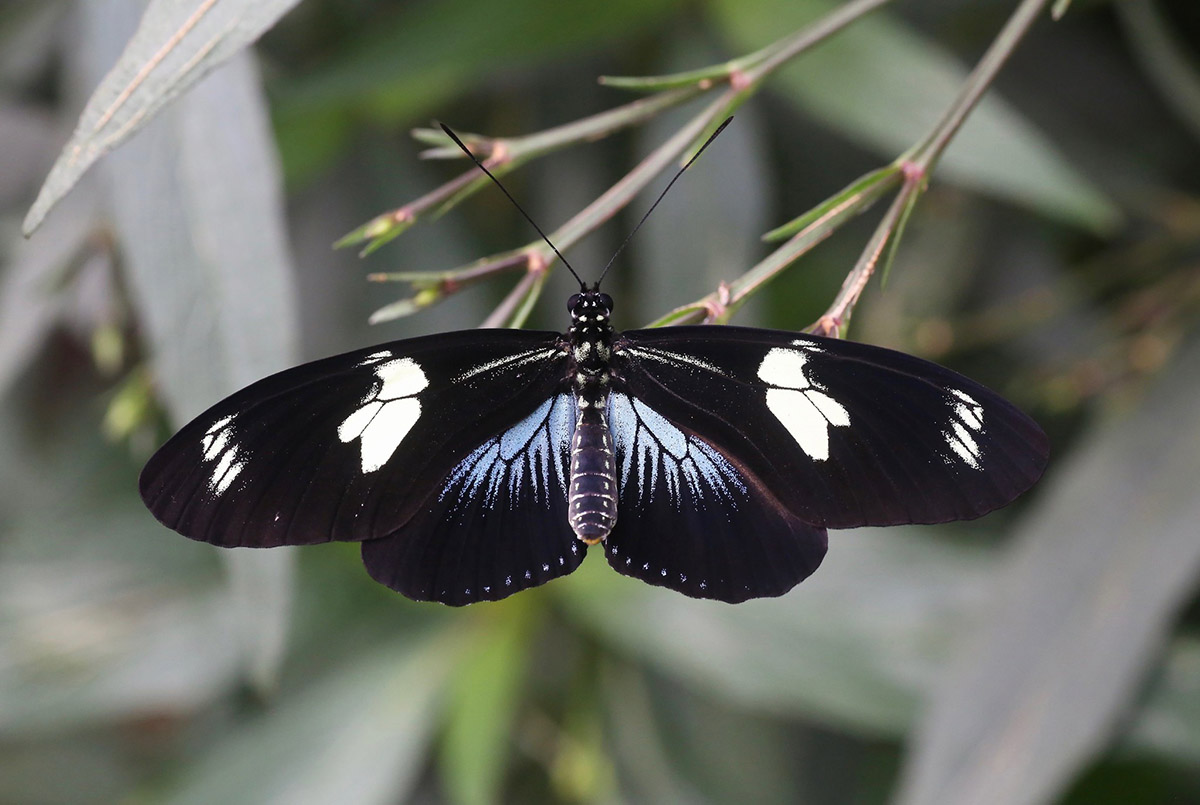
left=139, top=123, right=1048, bottom=606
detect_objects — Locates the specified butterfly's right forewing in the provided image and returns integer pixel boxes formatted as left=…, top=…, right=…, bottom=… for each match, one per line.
left=139, top=330, right=571, bottom=551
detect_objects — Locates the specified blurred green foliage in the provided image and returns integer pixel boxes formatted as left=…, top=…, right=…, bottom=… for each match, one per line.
left=2, top=0, right=1200, bottom=803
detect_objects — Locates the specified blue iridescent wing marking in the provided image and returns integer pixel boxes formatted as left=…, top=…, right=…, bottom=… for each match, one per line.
left=140, top=330, right=580, bottom=606
left=361, top=394, right=585, bottom=605
left=603, top=390, right=827, bottom=603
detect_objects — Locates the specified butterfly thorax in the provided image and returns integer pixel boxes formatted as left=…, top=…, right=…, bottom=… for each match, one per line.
left=564, top=290, right=617, bottom=544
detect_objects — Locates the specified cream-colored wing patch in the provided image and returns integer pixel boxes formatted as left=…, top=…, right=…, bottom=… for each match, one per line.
left=338, top=357, right=428, bottom=473
left=757, top=345, right=851, bottom=462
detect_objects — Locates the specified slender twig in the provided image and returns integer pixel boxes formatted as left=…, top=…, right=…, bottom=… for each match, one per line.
left=652, top=0, right=1056, bottom=333
left=343, top=0, right=898, bottom=326
left=906, top=0, right=1052, bottom=175
left=809, top=0, right=1054, bottom=332
left=810, top=176, right=922, bottom=336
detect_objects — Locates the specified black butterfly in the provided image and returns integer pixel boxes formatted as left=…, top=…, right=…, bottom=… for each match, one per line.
left=139, top=288, right=1047, bottom=605
left=139, top=124, right=1048, bottom=606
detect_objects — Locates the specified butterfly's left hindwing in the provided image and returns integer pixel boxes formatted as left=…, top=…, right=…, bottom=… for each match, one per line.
left=139, top=330, right=572, bottom=555
left=612, top=326, right=1048, bottom=530
left=603, top=390, right=827, bottom=603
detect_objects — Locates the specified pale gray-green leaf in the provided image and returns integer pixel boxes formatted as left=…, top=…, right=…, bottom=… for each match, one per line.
left=0, top=562, right=243, bottom=734
left=79, top=1, right=300, bottom=686
left=165, top=635, right=462, bottom=805
left=560, top=529, right=995, bottom=736
left=896, top=338, right=1200, bottom=805
left=0, top=180, right=98, bottom=396
left=1124, top=636, right=1200, bottom=764
left=23, top=0, right=303, bottom=235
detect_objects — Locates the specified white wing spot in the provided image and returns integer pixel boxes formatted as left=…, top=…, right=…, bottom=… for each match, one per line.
left=943, top=389, right=986, bottom=470
left=355, top=350, right=393, bottom=367
left=758, top=347, right=851, bottom=462
left=200, top=414, right=246, bottom=495
left=338, top=358, right=428, bottom=473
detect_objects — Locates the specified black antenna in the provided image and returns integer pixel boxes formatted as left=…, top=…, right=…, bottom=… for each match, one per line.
left=439, top=123, right=586, bottom=291
left=595, top=116, right=733, bottom=288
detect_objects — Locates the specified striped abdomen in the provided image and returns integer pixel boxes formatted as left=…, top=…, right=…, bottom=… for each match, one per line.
left=568, top=400, right=617, bottom=543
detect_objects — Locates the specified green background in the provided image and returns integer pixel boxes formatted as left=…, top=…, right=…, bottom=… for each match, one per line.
left=2, top=0, right=1199, bottom=803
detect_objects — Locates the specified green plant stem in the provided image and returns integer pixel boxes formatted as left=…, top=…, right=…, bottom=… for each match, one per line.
left=813, top=0, right=1054, bottom=331
left=812, top=177, right=921, bottom=335
left=599, top=0, right=895, bottom=91
left=418, top=87, right=701, bottom=161
left=907, top=0, right=1052, bottom=174
left=349, top=0, right=900, bottom=326
left=653, top=0, right=1055, bottom=332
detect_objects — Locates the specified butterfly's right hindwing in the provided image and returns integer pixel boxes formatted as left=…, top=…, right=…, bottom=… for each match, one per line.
left=361, top=393, right=586, bottom=605
left=139, top=330, right=571, bottom=553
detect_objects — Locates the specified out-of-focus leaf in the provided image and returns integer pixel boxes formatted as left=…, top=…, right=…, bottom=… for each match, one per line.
left=24, top=0, right=304, bottom=235
left=0, top=1, right=66, bottom=89
left=1124, top=636, right=1200, bottom=765
left=0, top=561, right=242, bottom=734
left=277, top=0, right=682, bottom=120
left=604, top=661, right=800, bottom=804
left=164, top=632, right=463, bottom=805
left=1117, top=0, right=1200, bottom=145
left=0, top=402, right=241, bottom=733
left=708, top=0, right=1122, bottom=234
left=221, top=549, right=295, bottom=693
left=77, top=0, right=300, bottom=687
left=0, top=104, right=60, bottom=207
left=0, top=181, right=98, bottom=396
left=272, top=0, right=682, bottom=179
left=559, top=528, right=995, bottom=736
left=763, top=164, right=901, bottom=242
left=896, top=338, right=1200, bottom=805
left=440, top=602, right=535, bottom=805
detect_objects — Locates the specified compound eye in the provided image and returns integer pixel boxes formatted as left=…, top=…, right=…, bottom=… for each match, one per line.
left=567, top=293, right=581, bottom=312
left=598, top=293, right=613, bottom=312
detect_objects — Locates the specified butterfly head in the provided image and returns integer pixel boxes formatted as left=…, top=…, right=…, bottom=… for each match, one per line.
left=567, top=289, right=613, bottom=326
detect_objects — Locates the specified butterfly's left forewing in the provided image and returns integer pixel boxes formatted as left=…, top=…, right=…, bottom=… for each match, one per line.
left=611, top=326, right=1048, bottom=531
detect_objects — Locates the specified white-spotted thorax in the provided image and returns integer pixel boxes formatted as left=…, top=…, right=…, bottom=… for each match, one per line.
left=564, top=288, right=618, bottom=543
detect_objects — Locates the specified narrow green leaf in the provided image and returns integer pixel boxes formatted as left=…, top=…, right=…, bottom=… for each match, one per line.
left=644, top=303, right=709, bottom=328
left=334, top=213, right=414, bottom=253
left=24, top=0, right=305, bottom=235
left=369, top=288, right=441, bottom=325
left=440, top=603, right=535, bottom=805
left=559, top=529, right=996, bottom=736
left=877, top=179, right=923, bottom=288
left=86, top=5, right=300, bottom=687
left=599, top=62, right=733, bottom=92
left=763, top=164, right=901, bottom=242
left=165, top=634, right=464, bottom=805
